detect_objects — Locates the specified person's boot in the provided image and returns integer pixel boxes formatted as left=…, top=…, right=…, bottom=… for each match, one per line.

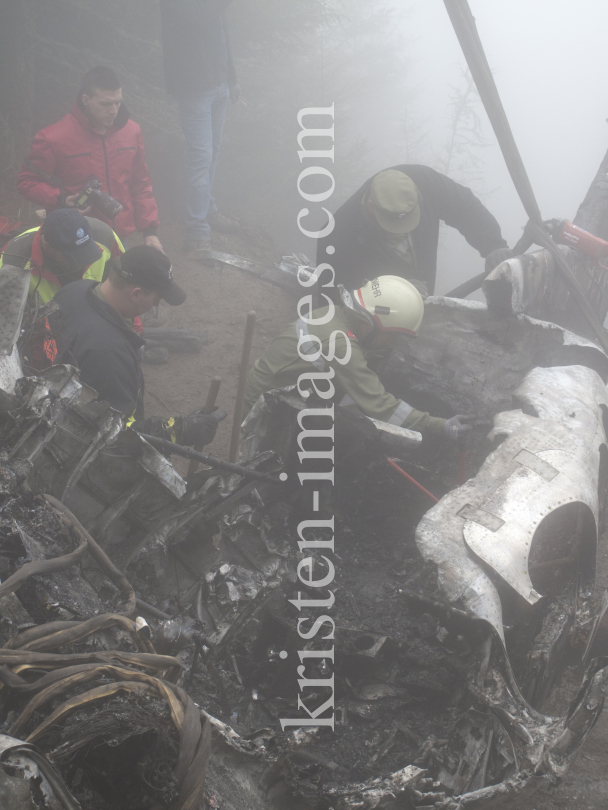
left=142, top=328, right=209, bottom=354
left=207, top=211, right=240, bottom=233
left=184, top=235, right=213, bottom=265
left=141, top=302, right=168, bottom=328
left=142, top=342, right=169, bottom=364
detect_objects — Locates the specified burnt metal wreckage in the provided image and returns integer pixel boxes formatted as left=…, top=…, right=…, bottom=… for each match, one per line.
left=4, top=186, right=608, bottom=808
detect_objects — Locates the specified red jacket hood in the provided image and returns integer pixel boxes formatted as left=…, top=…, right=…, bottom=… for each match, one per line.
left=17, top=100, right=159, bottom=238
left=70, top=99, right=131, bottom=136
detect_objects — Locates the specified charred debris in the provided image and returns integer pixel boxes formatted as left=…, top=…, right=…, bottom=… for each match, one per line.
left=4, top=225, right=608, bottom=810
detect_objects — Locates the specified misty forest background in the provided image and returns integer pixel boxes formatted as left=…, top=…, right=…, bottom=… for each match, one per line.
left=0, top=0, right=512, bottom=282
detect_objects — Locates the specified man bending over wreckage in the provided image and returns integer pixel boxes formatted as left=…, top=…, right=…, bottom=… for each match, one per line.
left=51, top=245, right=226, bottom=447
left=244, top=274, right=471, bottom=443
left=317, top=166, right=510, bottom=296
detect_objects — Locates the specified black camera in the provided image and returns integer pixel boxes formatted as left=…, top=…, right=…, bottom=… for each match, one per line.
left=75, top=177, right=123, bottom=220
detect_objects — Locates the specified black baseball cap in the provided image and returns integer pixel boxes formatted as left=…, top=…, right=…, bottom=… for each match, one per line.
left=41, top=209, right=103, bottom=267
left=116, top=245, right=187, bottom=306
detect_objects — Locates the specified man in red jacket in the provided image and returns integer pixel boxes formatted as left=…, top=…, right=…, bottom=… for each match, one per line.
left=17, top=66, right=163, bottom=252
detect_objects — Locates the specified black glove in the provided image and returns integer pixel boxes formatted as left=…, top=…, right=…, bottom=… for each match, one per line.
left=175, top=410, right=227, bottom=448
left=484, top=247, right=512, bottom=274
left=542, top=218, right=563, bottom=239
left=443, top=415, right=474, bottom=447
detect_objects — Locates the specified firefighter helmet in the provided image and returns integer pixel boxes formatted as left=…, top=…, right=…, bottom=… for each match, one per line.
left=353, top=275, right=424, bottom=335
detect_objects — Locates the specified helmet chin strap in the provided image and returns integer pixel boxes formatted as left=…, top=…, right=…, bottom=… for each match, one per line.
left=358, top=324, right=385, bottom=352
left=339, top=285, right=380, bottom=344
left=339, top=285, right=375, bottom=325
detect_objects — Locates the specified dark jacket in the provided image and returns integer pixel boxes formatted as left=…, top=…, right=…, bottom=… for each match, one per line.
left=53, top=280, right=145, bottom=419
left=159, top=0, right=237, bottom=97
left=17, top=102, right=159, bottom=239
left=317, top=165, right=507, bottom=294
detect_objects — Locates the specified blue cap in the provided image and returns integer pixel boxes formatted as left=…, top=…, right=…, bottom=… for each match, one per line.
left=41, top=209, right=103, bottom=267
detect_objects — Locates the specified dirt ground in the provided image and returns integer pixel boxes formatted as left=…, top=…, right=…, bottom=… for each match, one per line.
left=141, top=223, right=297, bottom=471
left=141, top=222, right=608, bottom=808
left=529, top=714, right=608, bottom=809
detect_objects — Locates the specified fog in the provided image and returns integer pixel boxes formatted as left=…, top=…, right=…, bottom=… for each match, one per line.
left=393, top=1, right=608, bottom=293
left=2, top=1, right=608, bottom=299
left=317, top=0, right=608, bottom=294
left=271, top=1, right=608, bottom=294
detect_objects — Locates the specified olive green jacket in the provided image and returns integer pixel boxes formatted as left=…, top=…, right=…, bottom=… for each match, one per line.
left=244, top=305, right=445, bottom=436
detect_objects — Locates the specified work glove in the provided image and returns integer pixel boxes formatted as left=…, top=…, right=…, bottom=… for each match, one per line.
left=542, top=218, right=564, bottom=239
left=175, top=409, right=227, bottom=448
left=484, top=247, right=512, bottom=274
left=443, top=415, right=474, bottom=447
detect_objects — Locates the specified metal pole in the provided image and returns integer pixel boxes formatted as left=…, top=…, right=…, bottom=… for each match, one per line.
left=137, top=433, right=281, bottom=484
left=442, top=0, right=542, bottom=224
left=442, top=0, right=608, bottom=354
left=187, top=376, right=222, bottom=479
left=229, top=311, right=256, bottom=463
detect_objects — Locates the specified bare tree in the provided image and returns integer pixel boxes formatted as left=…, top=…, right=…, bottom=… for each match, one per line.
left=434, top=70, right=492, bottom=195
left=398, top=107, right=432, bottom=165
left=222, top=0, right=416, bottom=246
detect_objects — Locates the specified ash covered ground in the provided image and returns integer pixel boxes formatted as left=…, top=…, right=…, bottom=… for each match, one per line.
left=141, top=223, right=608, bottom=809
left=2, top=221, right=608, bottom=809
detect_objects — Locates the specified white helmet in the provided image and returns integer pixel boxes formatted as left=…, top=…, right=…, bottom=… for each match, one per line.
left=351, top=275, right=424, bottom=335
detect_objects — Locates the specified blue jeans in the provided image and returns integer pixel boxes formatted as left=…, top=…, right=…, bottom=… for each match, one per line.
left=177, top=83, right=230, bottom=240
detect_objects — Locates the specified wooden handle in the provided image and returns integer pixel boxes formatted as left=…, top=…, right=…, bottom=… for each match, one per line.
left=202, top=376, right=222, bottom=415
left=187, top=376, right=222, bottom=478
left=229, top=311, right=257, bottom=463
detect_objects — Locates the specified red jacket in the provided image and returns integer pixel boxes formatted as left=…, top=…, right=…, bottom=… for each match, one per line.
left=17, top=102, right=159, bottom=239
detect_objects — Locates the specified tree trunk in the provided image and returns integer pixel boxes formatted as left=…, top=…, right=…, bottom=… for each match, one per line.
left=0, top=1, right=34, bottom=211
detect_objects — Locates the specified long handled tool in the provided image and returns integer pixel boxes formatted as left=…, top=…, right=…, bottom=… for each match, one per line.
left=229, top=311, right=256, bottom=463
left=187, top=376, right=222, bottom=479
left=386, top=457, right=439, bottom=504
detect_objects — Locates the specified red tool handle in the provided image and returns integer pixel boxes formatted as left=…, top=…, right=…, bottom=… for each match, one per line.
left=558, top=220, right=608, bottom=264
left=386, top=457, right=439, bottom=503
left=458, top=450, right=467, bottom=486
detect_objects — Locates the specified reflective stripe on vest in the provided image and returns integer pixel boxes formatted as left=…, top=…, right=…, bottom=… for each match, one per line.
left=27, top=243, right=112, bottom=304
